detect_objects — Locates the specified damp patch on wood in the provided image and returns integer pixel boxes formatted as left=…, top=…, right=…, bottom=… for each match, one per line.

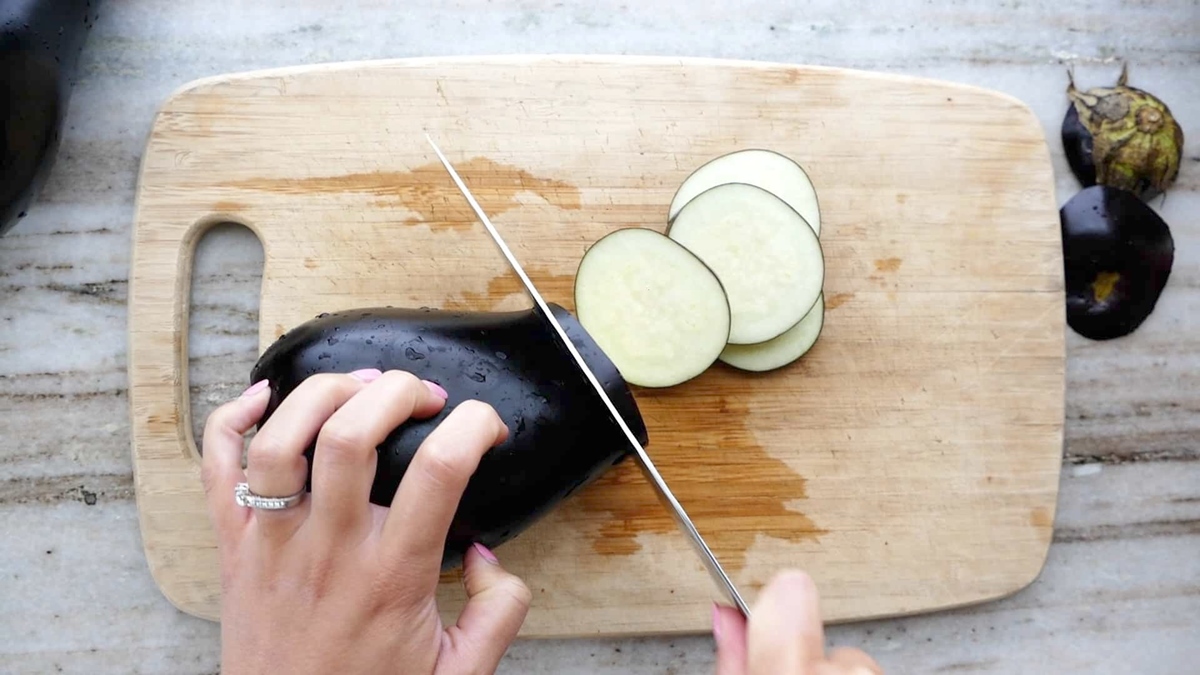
left=572, top=373, right=826, bottom=571
left=219, top=157, right=582, bottom=232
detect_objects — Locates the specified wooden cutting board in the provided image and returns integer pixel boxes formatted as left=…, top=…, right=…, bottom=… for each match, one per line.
left=127, top=55, right=1065, bottom=637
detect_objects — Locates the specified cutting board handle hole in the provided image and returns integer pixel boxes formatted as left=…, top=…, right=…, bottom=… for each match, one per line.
left=186, top=220, right=265, bottom=458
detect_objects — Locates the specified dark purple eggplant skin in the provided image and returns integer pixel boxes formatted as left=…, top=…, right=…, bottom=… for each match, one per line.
left=1062, top=103, right=1097, bottom=188
left=248, top=302, right=648, bottom=570
left=1, top=0, right=100, bottom=235
left=1060, top=185, right=1174, bottom=341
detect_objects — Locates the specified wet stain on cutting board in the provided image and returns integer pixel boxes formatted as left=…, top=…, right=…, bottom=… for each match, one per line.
left=220, top=157, right=581, bottom=231
left=211, top=200, right=248, bottom=213
left=444, top=268, right=576, bottom=311
left=1029, top=506, right=1053, bottom=528
left=574, top=374, right=826, bottom=570
left=874, top=257, right=903, bottom=273
left=825, top=292, right=855, bottom=311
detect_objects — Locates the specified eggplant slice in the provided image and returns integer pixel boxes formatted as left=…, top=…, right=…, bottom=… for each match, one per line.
left=667, top=183, right=824, bottom=345
left=574, top=227, right=732, bottom=388
left=668, top=148, right=821, bottom=236
left=719, top=293, right=824, bottom=372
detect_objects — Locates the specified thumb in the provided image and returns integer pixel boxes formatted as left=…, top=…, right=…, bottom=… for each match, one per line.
left=443, top=542, right=532, bottom=672
left=747, top=570, right=826, bottom=673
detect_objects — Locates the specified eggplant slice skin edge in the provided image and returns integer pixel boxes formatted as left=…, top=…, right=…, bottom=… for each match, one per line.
left=1060, top=185, right=1174, bottom=341
left=667, top=148, right=822, bottom=237
left=719, top=293, right=825, bottom=372
left=248, top=303, right=648, bottom=570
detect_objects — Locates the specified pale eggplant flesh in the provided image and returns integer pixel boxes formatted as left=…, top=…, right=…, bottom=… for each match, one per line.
left=248, top=302, right=648, bottom=570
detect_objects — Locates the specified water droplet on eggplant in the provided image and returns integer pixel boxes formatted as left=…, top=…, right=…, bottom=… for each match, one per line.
left=404, top=347, right=426, bottom=361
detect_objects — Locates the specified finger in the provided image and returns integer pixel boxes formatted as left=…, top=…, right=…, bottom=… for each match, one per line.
left=201, top=380, right=272, bottom=540
left=310, top=371, right=448, bottom=539
left=381, top=400, right=509, bottom=572
left=443, top=543, right=532, bottom=672
left=747, top=569, right=826, bottom=673
left=828, top=646, right=884, bottom=674
left=244, top=370, right=377, bottom=538
left=713, top=603, right=749, bottom=675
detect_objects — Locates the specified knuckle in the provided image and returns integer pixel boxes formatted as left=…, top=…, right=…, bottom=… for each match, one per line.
left=247, top=434, right=292, bottom=470
left=382, top=369, right=421, bottom=390
left=419, top=439, right=471, bottom=489
left=371, top=568, right=423, bottom=608
left=201, top=401, right=240, bottom=443
left=201, top=404, right=227, bottom=437
left=454, top=399, right=504, bottom=431
left=382, top=370, right=423, bottom=409
left=316, top=422, right=369, bottom=462
left=455, top=398, right=496, bottom=419
left=299, top=372, right=358, bottom=396
left=499, top=575, right=533, bottom=608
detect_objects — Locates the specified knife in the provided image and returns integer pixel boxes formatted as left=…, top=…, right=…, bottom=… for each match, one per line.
left=426, top=134, right=751, bottom=617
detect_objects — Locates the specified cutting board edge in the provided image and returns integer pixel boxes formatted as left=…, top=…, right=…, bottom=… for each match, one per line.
left=126, top=511, right=1063, bottom=636
left=152, top=52, right=1045, bottom=121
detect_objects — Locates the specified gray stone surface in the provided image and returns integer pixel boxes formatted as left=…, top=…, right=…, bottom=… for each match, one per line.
left=2, top=1, right=1197, bottom=672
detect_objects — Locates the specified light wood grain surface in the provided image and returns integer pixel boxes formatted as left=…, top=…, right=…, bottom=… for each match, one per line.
left=128, top=56, right=1065, bottom=636
left=2, top=0, right=1197, bottom=672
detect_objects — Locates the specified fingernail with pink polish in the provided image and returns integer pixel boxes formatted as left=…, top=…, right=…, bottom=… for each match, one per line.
left=473, top=542, right=499, bottom=564
left=423, top=380, right=448, bottom=400
left=349, top=368, right=382, bottom=382
left=240, top=379, right=269, bottom=398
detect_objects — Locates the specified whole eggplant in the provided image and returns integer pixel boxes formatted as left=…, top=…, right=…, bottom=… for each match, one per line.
left=249, top=302, right=649, bottom=570
left=1, top=0, right=99, bottom=235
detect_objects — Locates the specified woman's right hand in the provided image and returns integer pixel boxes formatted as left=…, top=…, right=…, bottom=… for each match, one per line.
left=712, top=570, right=882, bottom=674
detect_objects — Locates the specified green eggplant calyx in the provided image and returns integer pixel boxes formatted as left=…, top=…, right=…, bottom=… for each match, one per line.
left=1062, top=64, right=1184, bottom=199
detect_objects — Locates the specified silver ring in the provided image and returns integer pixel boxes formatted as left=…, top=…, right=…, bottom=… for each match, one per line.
left=234, top=482, right=306, bottom=510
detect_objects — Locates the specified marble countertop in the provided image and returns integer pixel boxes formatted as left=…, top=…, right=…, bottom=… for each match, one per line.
left=2, top=0, right=1197, bottom=672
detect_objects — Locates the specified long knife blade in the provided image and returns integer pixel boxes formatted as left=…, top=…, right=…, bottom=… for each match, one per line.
left=426, top=134, right=749, bottom=617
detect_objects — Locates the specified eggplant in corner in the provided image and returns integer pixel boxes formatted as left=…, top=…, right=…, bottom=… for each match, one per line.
left=247, top=302, right=649, bottom=570
left=1, top=0, right=100, bottom=235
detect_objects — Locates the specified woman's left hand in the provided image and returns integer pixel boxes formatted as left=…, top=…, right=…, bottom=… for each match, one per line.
left=201, top=368, right=532, bottom=675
